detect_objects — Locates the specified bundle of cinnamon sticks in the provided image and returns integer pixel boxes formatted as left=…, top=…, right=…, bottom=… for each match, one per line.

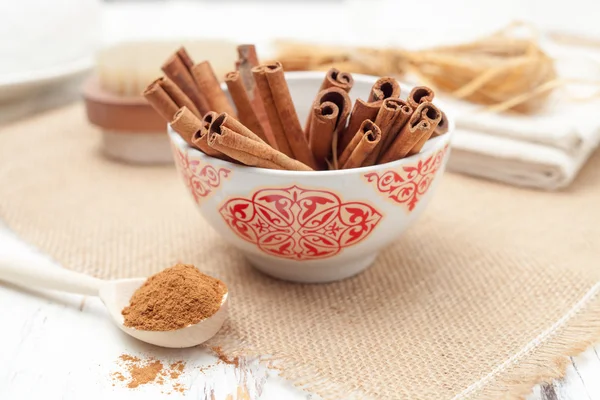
left=144, top=45, right=449, bottom=172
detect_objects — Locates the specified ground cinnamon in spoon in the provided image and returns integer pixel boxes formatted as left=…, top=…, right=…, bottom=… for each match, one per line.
left=122, top=263, right=226, bottom=331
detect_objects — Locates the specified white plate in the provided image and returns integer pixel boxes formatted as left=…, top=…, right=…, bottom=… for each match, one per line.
left=0, top=57, right=94, bottom=103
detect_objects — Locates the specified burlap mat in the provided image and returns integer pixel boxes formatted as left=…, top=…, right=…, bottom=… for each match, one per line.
left=1, top=104, right=599, bottom=400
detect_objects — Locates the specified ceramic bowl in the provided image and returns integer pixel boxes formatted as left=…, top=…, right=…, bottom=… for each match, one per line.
left=168, top=72, right=453, bottom=283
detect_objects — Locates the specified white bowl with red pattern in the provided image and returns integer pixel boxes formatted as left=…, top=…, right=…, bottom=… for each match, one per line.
left=168, top=72, right=453, bottom=283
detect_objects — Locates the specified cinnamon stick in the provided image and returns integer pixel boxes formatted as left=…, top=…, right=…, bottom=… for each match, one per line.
left=171, top=108, right=225, bottom=159
left=143, top=79, right=179, bottom=122
left=407, top=103, right=442, bottom=155
left=264, top=62, right=317, bottom=168
left=211, top=112, right=266, bottom=144
left=379, top=102, right=442, bottom=163
left=170, top=106, right=199, bottom=146
left=144, top=76, right=199, bottom=120
left=253, top=62, right=318, bottom=169
left=304, top=68, right=354, bottom=136
left=237, top=45, right=261, bottom=96
left=252, top=65, right=292, bottom=156
left=321, top=67, right=354, bottom=92
left=236, top=45, right=272, bottom=141
left=306, top=87, right=352, bottom=169
left=191, top=61, right=236, bottom=115
left=433, top=110, right=449, bottom=137
left=368, top=77, right=401, bottom=102
left=362, top=98, right=406, bottom=166
left=225, top=71, right=275, bottom=147
left=191, top=111, right=229, bottom=159
left=338, top=99, right=382, bottom=153
left=162, top=52, right=210, bottom=115
left=307, top=101, right=339, bottom=170
left=407, top=86, right=434, bottom=110
left=208, top=113, right=312, bottom=171
left=376, top=100, right=412, bottom=162
left=176, top=47, right=195, bottom=70
left=198, top=111, right=218, bottom=139
left=338, top=120, right=382, bottom=169
left=338, top=77, right=399, bottom=153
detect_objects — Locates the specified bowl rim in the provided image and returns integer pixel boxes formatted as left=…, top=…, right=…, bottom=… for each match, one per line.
left=168, top=72, right=454, bottom=178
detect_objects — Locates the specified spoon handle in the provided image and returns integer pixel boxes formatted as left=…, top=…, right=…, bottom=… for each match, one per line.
left=0, top=252, right=103, bottom=296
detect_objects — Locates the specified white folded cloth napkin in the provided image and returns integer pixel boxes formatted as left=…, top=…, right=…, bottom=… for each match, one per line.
left=445, top=97, right=600, bottom=190
left=440, top=36, right=600, bottom=191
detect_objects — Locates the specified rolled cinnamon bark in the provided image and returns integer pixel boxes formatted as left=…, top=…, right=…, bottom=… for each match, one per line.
left=171, top=108, right=225, bottom=159
left=162, top=52, right=210, bottom=115
left=362, top=98, right=407, bottom=166
left=338, top=99, right=382, bottom=153
left=143, top=76, right=200, bottom=120
left=143, top=80, right=179, bottom=122
left=304, top=68, right=353, bottom=133
left=407, top=86, right=434, bottom=110
left=236, top=45, right=272, bottom=141
left=368, top=77, right=401, bottom=102
left=252, top=65, right=292, bottom=156
left=158, top=77, right=200, bottom=116
left=407, top=103, right=442, bottom=156
left=253, top=63, right=317, bottom=169
left=191, top=111, right=228, bottom=159
left=170, top=106, right=200, bottom=146
left=307, top=101, right=339, bottom=170
left=433, top=110, right=449, bottom=137
left=198, top=111, right=218, bottom=139
left=265, top=62, right=317, bottom=169
left=321, top=67, right=354, bottom=92
left=379, top=102, right=442, bottom=163
left=376, top=100, right=412, bottom=162
left=307, top=87, right=351, bottom=169
left=237, top=45, right=260, bottom=88
left=212, top=113, right=266, bottom=143
left=191, top=61, right=236, bottom=116
left=338, top=120, right=381, bottom=169
left=176, top=47, right=195, bottom=70
left=225, top=71, right=275, bottom=147
left=208, top=113, right=312, bottom=171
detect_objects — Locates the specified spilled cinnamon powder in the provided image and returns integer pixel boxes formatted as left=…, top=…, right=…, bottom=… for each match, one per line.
left=112, top=353, right=188, bottom=392
left=119, top=354, right=140, bottom=363
left=122, top=263, right=226, bottom=331
left=111, top=371, right=125, bottom=385
left=212, top=346, right=240, bottom=367
left=173, top=383, right=186, bottom=394
left=169, top=361, right=185, bottom=379
left=128, top=360, right=164, bottom=388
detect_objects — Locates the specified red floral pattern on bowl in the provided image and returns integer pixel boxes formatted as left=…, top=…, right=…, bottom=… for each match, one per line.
left=172, top=145, right=231, bottom=204
left=219, top=185, right=382, bottom=260
left=363, top=145, right=449, bottom=212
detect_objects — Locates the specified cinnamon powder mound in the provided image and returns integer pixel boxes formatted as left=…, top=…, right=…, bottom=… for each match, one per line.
left=122, top=263, right=226, bottom=331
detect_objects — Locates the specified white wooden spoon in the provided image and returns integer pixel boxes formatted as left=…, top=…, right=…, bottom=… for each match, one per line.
left=0, top=252, right=228, bottom=348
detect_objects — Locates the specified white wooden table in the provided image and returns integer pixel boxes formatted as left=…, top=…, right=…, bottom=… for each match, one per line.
left=1, top=223, right=599, bottom=400
left=0, top=225, right=314, bottom=400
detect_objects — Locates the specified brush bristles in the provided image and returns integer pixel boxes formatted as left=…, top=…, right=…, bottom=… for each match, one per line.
left=96, top=40, right=238, bottom=97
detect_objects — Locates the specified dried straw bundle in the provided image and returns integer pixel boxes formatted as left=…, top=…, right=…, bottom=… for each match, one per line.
left=274, top=23, right=558, bottom=113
